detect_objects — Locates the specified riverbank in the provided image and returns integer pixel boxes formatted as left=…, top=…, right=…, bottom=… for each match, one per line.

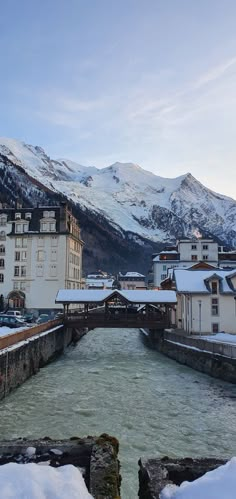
left=0, top=322, right=86, bottom=399
left=145, top=329, right=236, bottom=384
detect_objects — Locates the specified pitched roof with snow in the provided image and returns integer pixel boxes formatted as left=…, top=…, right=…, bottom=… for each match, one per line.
left=174, top=269, right=236, bottom=294
left=55, top=289, right=176, bottom=304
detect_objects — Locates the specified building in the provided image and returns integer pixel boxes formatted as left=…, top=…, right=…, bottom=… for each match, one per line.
left=0, top=203, right=83, bottom=312
left=85, top=272, right=114, bottom=289
left=118, top=272, right=146, bottom=290
left=152, top=238, right=236, bottom=288
left=171, top=268, right=236, bottom=334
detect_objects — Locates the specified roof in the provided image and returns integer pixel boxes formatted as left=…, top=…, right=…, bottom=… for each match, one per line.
left=55, top=289, right=177, bottom=304
left=174, top=269, right=236, bottom=294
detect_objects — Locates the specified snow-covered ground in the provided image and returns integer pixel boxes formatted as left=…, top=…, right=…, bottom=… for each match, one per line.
left=160, top=457, right=236, bottom=499
left=0, top=462, right=93, bottom=499
left=0, top=326, right=28, bottom=337
left=202, top=333, right=236, bottom=344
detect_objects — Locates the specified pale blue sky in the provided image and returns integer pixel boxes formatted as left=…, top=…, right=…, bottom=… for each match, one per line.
left=1, top=0, right=236, bottom=198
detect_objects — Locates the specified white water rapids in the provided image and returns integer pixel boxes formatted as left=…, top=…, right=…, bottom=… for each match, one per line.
left=0, top=328, right=236, bottom=497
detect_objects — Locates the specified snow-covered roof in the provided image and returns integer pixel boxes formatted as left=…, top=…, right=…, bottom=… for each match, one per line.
left=174, top=269, right=236, bottom=293
left=55, top=289, right=176, bottom=304
left=119, top=272, right=145, bottom=278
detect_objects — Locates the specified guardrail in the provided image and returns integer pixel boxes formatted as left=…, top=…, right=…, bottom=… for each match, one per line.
left=164, top=331, right=236, bottom=359
left=0, top=319, right=63, bottom=351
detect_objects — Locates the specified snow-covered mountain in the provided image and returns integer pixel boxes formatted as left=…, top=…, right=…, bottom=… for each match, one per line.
left=0, top=137, right=236, bottom=271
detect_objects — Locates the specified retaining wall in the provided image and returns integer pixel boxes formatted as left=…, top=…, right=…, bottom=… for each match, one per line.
left=147, top=329, right=236, bottom=383
left=0, top=435, right=121, bottom=499
left=0, top=320, right=86, bottom=399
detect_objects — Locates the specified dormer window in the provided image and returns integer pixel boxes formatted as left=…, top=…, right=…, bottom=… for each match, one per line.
left=25, top=212, right=32, bottom=220
left=212, top=281, right=218, bottom=294
left=49, top=211, right=55, bottom=218
left=43, top=211, right=49, bottom=218
left=15, top=213, right=21, bottom=220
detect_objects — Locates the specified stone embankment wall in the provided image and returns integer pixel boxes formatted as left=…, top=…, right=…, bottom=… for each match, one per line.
left=138, top=457, right=226, bottom=498
left=0, top=321, right=86, bottom=399
left=146, top=329, right=236, bottom=384
left=0, top=434, right=121, bottom=499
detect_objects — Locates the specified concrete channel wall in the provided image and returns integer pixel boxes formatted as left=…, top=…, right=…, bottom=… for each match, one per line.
left=147, top=329, right=236, bottom=384
left=0, top=320, right=86, bottom=400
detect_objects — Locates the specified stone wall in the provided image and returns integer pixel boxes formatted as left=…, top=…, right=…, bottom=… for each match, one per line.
left=138, top=457, right=226, bottom=498
left=146, top=330, right=236, bottom=384
left=0, top=434, right=121, bottom=499
left=0, top=324, right=86, bottom=399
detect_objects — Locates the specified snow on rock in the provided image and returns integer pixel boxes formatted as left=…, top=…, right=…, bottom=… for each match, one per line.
left=0, top=462, right=93, bottom=499
left=1, top=137, right=236, bottom=246
left=160, top=457, right=236, bottom=499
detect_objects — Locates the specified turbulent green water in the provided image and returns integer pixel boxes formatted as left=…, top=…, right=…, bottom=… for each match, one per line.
left=0, top=328, right=236, bottom=497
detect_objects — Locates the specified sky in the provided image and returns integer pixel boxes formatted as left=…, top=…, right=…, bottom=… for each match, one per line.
left=0, top=0, right=236, bottom=199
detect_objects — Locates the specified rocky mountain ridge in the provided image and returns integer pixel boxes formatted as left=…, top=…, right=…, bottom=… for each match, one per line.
left=0, top=137, right=235, bottom=272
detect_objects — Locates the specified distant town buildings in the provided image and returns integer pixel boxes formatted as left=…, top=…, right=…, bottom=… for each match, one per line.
left=0, top=203, right=83, bottom=312
left=85, top=272, right=114, bottom=289
left=151, top=238, right=236, bottom=288
left=118, top=272, right=146, bottom=290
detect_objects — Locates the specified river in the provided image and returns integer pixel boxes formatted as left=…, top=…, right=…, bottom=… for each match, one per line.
left=0, top=328, right=236, bottom=497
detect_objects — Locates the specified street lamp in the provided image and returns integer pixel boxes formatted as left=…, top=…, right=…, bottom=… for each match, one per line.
left=198, top=299, right=202, bottom=336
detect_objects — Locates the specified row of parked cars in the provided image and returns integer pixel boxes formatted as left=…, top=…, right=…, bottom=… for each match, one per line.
left=0, top=310, right=56, bottom=329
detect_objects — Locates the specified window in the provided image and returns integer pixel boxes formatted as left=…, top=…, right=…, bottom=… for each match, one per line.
left=0, top=274, right=4, bottom=283
left=21, top=266, right=26, bottom=277
left=0, top=215, right=7, bottom=226
left=203, top=244, right=208, bottom=250
left=50, top=264, right=57, bottom=277
left=191, top=255, right=198, bottom=261
left=20, top=282, right=26, bottom=290
left=36, top=264, right=43, bottom=277
left=15, top=213, right=21, bottom=219
left=23, top=223, right=28, bottom=232
left=0, top=245, right=5, bottom=254
left=203, top=255, right=208, bottom=260
left=51, top=250, right=57, bottom=261
left=212, top=281, right=218, bottom=294
left=14, top=266, right=20, bottom=276
left=15, top=251, right=21, bottom=261
left=22, top=251, right=27, bottom=260
left=0, top=259, right=4, bottom=268
left=13, top=281, right=19, bottom=289
left=43, top=211, right=49, bottom=218
left=22, top=238, right=27, bottom=248
left=37, top=250, right=45, bottom=261
left=15, top=224, right=22, bottom=233
left=212, top=323, right=219, bottom=333
left=211, top=298, right=219, bottom=316
left=161, top=273, right=167, bottom=280
left=38, top=236, right=44, bottom=247
left=51, top=236, right=58, bottom=246
left=41, top=222, right=48, bottom=232
left=15, top=238, right=21, bottom=248
left=191, top=244, right=197, bottom=250
left=163, top=265, right=166, bottom=271
left=25, top=212, right=32, bottom=220
left=49, top=211, right=55, bottom=218
left=49, top=222, right=56, bottom=231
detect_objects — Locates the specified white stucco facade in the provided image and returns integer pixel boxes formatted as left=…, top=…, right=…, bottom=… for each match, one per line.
left=174, top=269, right=236, bottom=334
left=0, top=206, right=83, bottom=312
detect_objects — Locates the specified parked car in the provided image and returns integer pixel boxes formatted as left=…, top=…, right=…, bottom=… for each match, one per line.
left=21, top=313, right=36, bottom=324
left=4, top=310, right=24, bottom=320
left=36, top=314, right=51, bottom=324
left=0, top=315, right=27, bottom=328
